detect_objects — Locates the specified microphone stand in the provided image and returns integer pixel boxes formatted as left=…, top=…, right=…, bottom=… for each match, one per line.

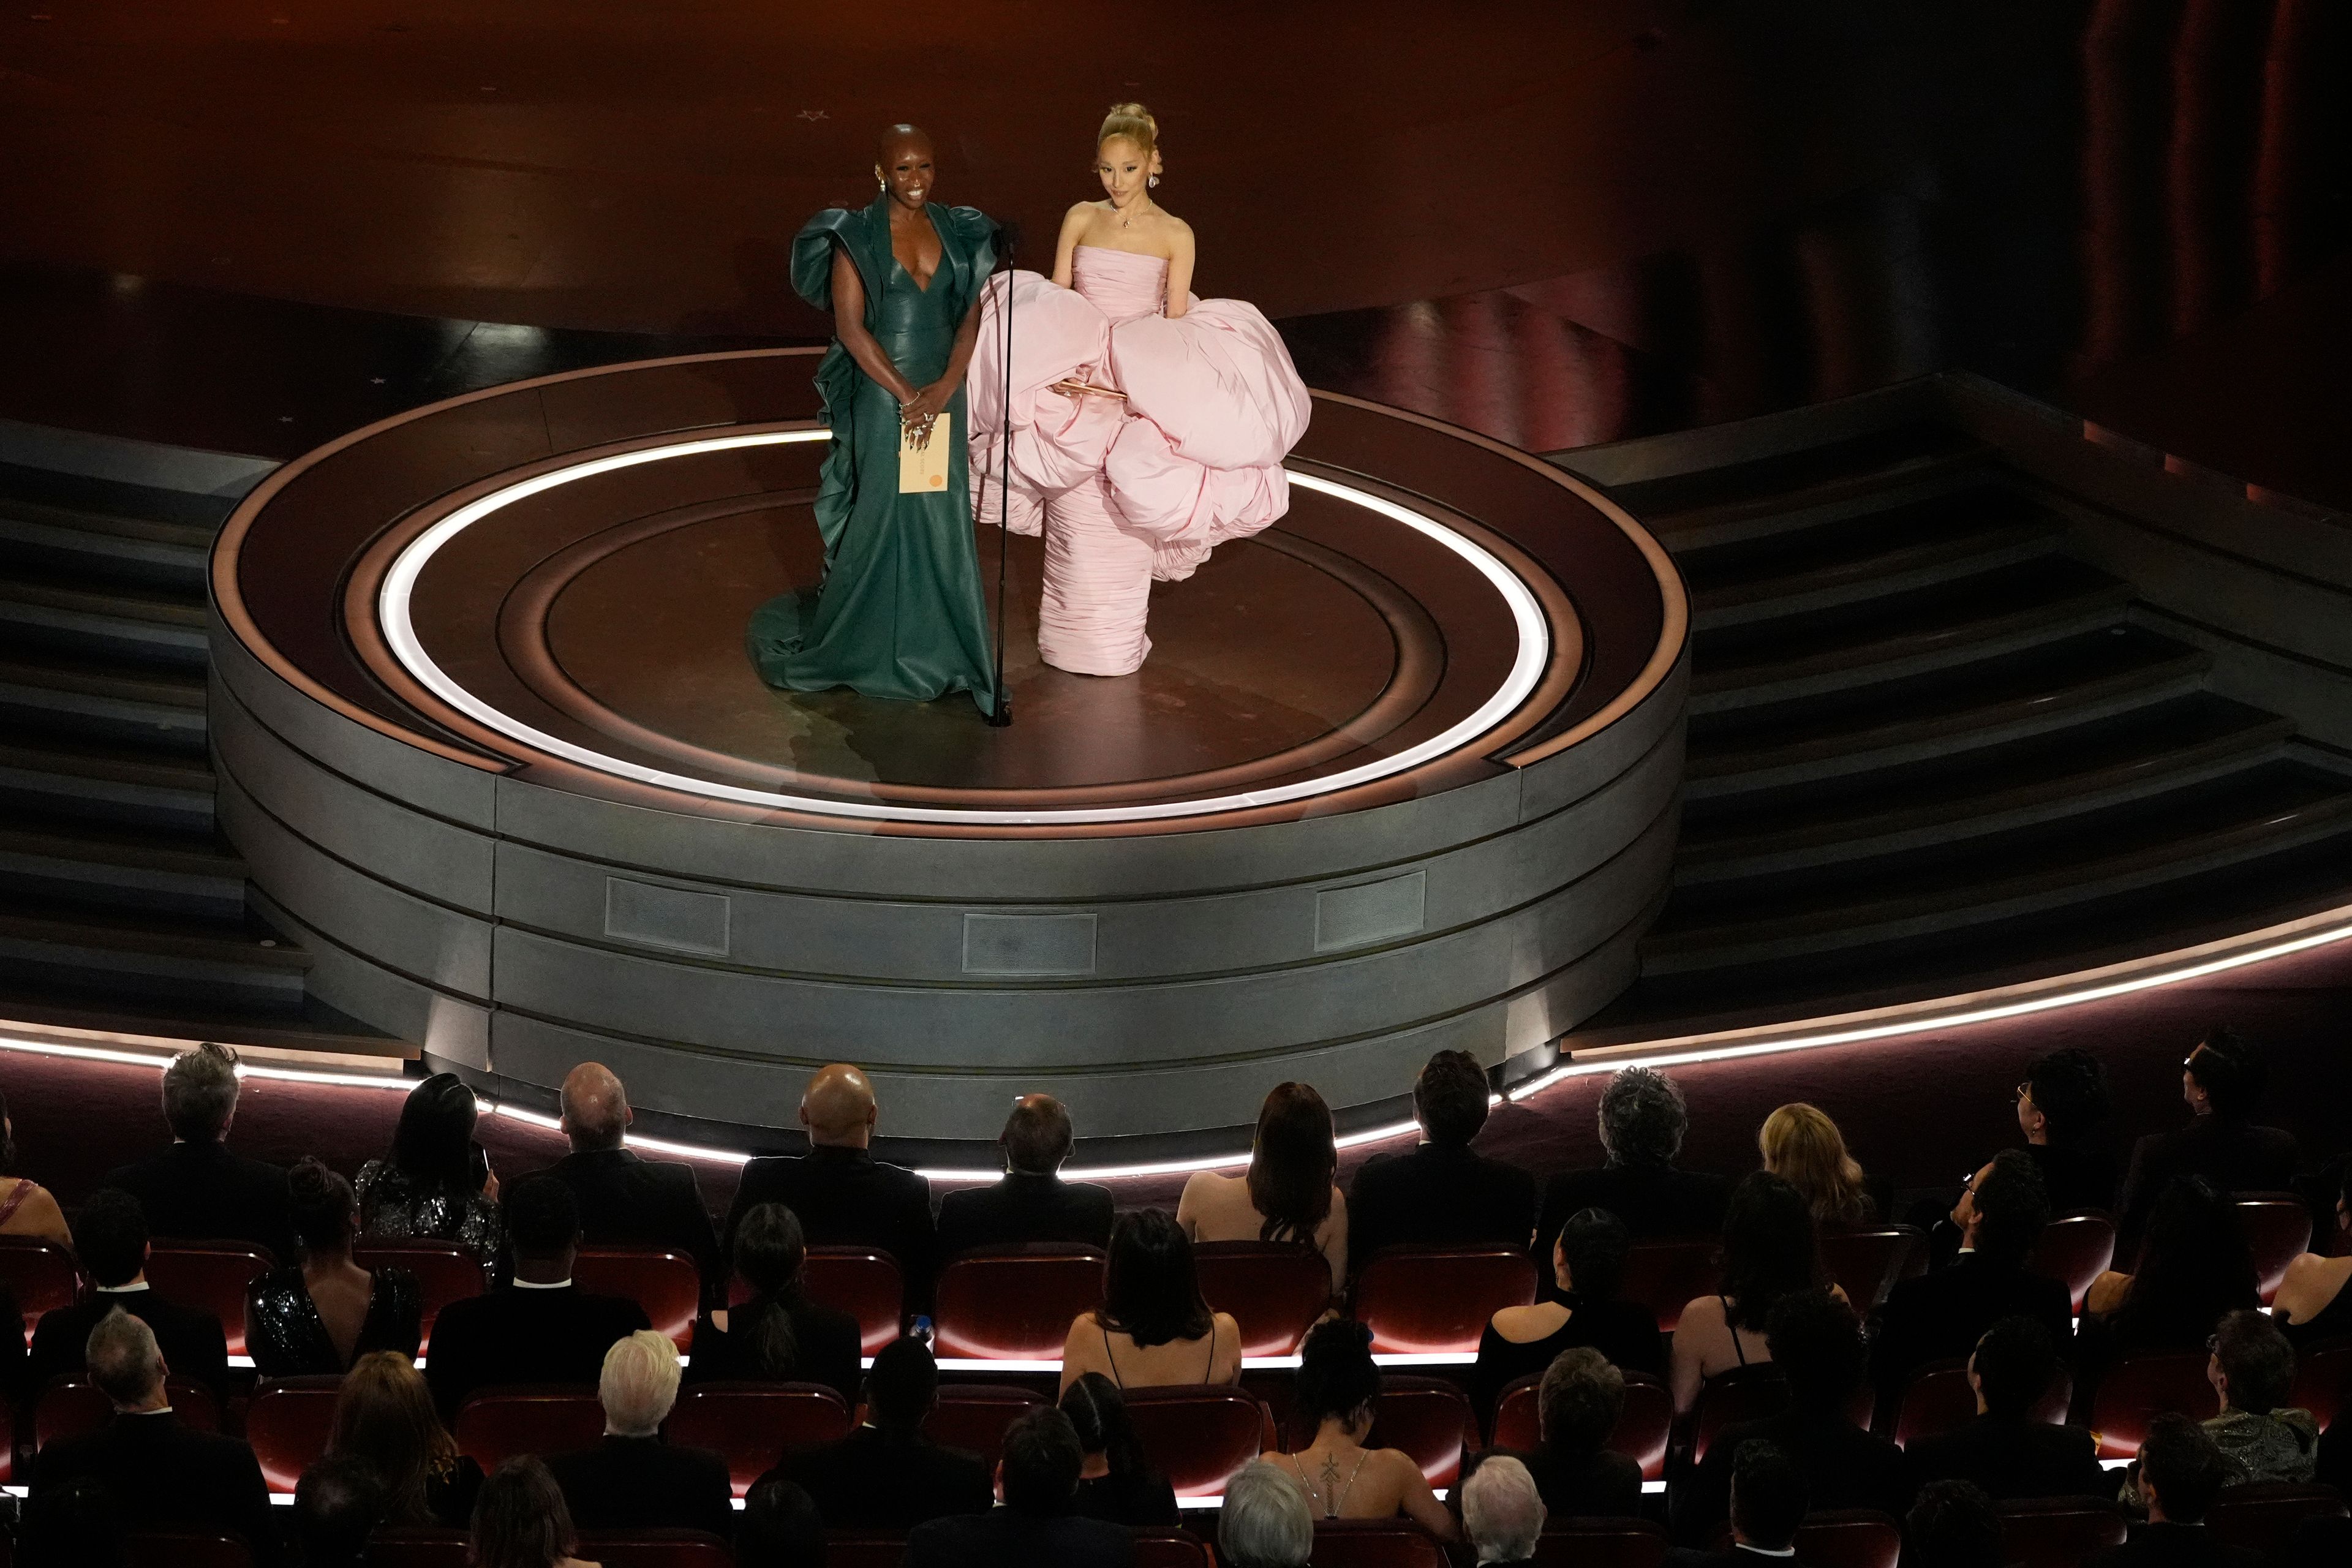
left=986, top=227, right=1016, bottom=728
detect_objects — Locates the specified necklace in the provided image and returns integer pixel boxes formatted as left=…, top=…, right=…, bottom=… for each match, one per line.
left=1120, top=198, right=1155, bottom=230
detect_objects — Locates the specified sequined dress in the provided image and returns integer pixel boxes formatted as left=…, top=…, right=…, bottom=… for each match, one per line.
left=246, top=1264, right=423, bottom=1376
left=355, top=1159, right=505, bottom=1275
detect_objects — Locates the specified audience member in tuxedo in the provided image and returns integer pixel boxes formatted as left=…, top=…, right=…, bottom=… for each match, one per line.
left=2015, top=1047, right=2119, bottom=1215
left=1460, top=1347, right=1641, bottom=1521
left=543, top=1062, right=722, bottom=1301
left=1270, top=1319, right=1458, bottom=1537
left=1675, top=1290, right=1907, bottom=1544
left=936, top=1095, right=1115, bottom=1256
left=1220, top=1460, right=1314, bottom=1568
left=1346, top=1050, right=1537, bottom=1268
left=2272, top=1161, right=2352, bottom=1346
left=355, top=1072, right=504, bottom=1273
left=905, top=1406, right=1134, bottom=1568
left=684, top=1200, right=861, bottom=1402
left=1179, top=1081, right=1349, bottom=1291
left=28, top=1186, right=228, bottom=1401
left=726, top=1063, right=937, bottom=1305
left=1060, top=1207, right=1243, bottom=1391
left=547, top=1329, right=735, bottom=1540
left=2077, top=1175, right=2260, bottom=1408
left=1664, top=1441, right=1813, bottom=1567
left=246, top=1156, right=421, bottom=1375
left=424, top=1173, right=650, bottom=1420
left=2086, top=1415, right=2260, bottom=1567
left=0, top=1087, right=73, bottom=1248
left=772, top=1335, right=993, bottom=1529
left=17, top=1474, right=124, bottom=1568
left=1904, top=1479, right=2004, bottom=1568
left=23, top=1308, right=280, bottom=1567
left=327, top=1350, right=483, bottom=1528
left=1874, top=1150, right=2071, bottom=1406
left=471, top=1455, right=598, bottom=1568
left=1670, top=1173, right=1831, bottom=1414
left=2116, top=1310, right=2313, bottom=1503
left=1061, top=1372, right=1180, bottom=1526
left=293, top=1453, right=388, bottom=1568
left=1758, top=1103, right=1875, bottom=1228
left=735, top=1478, right=826, bottom=1568
left=2116, top=1028, right=2298, bottom=1253
left=1903, top=1315, right=2104, bottom=1500
left=1461, top=1455, right=1546, bottom=1567
left=1476, top=1205, right=1664, bottom=1420
left=1536, top=1067, right=1731, bottom=1269
left=96, top=1041, right=296, bottom=1259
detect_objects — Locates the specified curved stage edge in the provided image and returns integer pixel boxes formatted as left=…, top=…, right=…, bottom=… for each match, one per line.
left=207, top=350, right=1689, bottom=1153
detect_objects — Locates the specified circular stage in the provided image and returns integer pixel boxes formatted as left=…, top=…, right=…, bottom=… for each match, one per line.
left=209, top=350, right=1687, bottom=1153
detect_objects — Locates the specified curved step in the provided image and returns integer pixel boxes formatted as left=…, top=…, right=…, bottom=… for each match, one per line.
left=0, top=650, right=207, bottom=750
left=0, top=500, right=213, bottom=592
left=0, top=582, right=211, bottom=667
left=0, top=823, right=247, bottom=919
left=0, top=905, right=306, bottom=1011
left=0, top=740, right=216, bottom=833
left=1610, top=426, right=1991, bottom=551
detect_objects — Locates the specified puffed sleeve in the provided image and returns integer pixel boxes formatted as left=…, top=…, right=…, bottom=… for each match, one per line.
left=941, top=205, right=1000, bottom=296
left=790, top=206, right=864, bottom=314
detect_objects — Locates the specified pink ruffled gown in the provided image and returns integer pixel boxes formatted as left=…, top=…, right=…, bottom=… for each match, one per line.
left=968, top=246, right=1311, bottom=676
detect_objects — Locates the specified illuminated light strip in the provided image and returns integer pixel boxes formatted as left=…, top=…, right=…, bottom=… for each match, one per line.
left=874, top=1351, right=1474, bottom=1373
left=373, top=435, right=1551, bottom=826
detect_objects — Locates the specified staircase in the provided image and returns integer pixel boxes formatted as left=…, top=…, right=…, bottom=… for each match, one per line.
left=1573, top=425, right=2352, bottom=1026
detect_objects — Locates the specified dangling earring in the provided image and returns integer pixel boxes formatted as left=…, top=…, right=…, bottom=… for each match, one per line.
left=876, top=175, right=886, bottom=192
left=1148, top=173, right=1160, bottom=188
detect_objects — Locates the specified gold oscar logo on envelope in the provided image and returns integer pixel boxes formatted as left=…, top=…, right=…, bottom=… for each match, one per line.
left=899, top=410, right=951, bottom=494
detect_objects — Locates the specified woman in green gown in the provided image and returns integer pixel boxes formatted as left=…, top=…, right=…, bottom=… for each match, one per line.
left=748, top=124, right=1000, bottom=715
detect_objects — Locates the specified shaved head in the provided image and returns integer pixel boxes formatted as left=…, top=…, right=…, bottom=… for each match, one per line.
left=561, top=1062, right=630, bottom=1152
left=878, top=123, right=932, bottom=161
left=801, top=1063, right=878, bottom=1147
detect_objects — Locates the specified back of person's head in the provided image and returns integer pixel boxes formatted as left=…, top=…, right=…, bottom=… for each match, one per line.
left=2211, top=1307, right=2296, bottom=1415
left=864, top=1335, right=940, bottom=1431
left=1728, top=1439, right=1807, bottom=1550
left=86, top=1306, right=164, bottom=1408
left=1719, top=1171, right=1819, bottom=1333
left=294, top=1453, right=388, bottom=1568
left=1220, top=1460, right=1313, bottom=1568
left=1247, top=1082, right=1336, bottom=1244
left=999, top=1406, right=1084, bottom=1514
left=2186, top=1027, right=2264, bottom=1116
left=1970, top=1314, right=2059, bottom=1421
left=1060, top=1371, right=1147, bottom=1477
left=1413, top=1050, right=1491, bottom=1148
left=1001, top=1095, right=1074, bottom=1174
left=328, top=1349, right=459, bottom=1528
left=1100, top=1207, right=1213, bottom=1348
left=162, top=1040, right=239, bottom=1142
left=600, top=1329, right=682, bottom=1437
left=1967, top=1148, right=2050, bottom=1267
left=1905, top=1479, right=2003, bottom=1568
left=503, top=1172, right=581, bottom=1263
left=1536, top=1346, right=1624, bottom=1457
left=2023, top=1047, right=2109, bottom=1145
left=390, top=1073, right=481, bottom=1191
left=732, top=1201, right=809, bottom=1377
left=288, top=1155, right=356, bottom=1257
left=1763, top=1289, right=1866, bottom=1413
left=470, top=1455, right=578, bottom=1568
left=1555, top=1206, right=1630, bottom=1301
left=74, top=1187, right=149, bottom=1289
left=1597, top=1066, right=1687, bottom=1169
left=2125, top=1175, right=2258, bottom=1336
left=1758, top=1102, right=1870, bottom=1225
left=1461, top=1454, right=1545, bottom=1564
left=735, top=1477, right=826, bottom=1568
left=2137, top=1412, right=2231, bottom=1524
left=1295, top=1318, right=1380, bottom=1433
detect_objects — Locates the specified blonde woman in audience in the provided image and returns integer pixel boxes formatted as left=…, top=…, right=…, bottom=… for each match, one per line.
left=0, top=1088, right=72, bottom=1248
left=1669, top=1172, right=1842, bottom=1413
left=1178, top=1082, right=1348, bottom=1290
left=1758, top=1102, right=1876, bottom=1228
left=1274, top=1319, right=1458, bottom=1537
left=1061, top=1208, right=1243, bottom=1392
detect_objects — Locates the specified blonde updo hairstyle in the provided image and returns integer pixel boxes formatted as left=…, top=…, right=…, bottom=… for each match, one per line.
left=1757, top=1102, right=1872, bottom=1227
left=1098, top=101, right=1161, bottom=167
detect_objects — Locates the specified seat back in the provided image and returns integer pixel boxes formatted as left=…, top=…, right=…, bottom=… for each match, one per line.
left=574, top=1247, right=700, bottom=1352
left=931, top=1245, right=1105, bottom=1360
left=145, top=1239, right=274, bottom=1357
left=247, top=1374, right=347, bottom=1493
left=573, top=1530, right=734, bottom=1567
left=2233, top=1196, right=2313, bottom=1306
left=925, top=1382, right=1046, bottom=1470
left=1893, top=1358, right=2071, bottom=1449
left=1818, top=1228, right=1925, bottom=1309
left=1309, top=1519, right=1449, bottom=1567
left=0, top=1235, right=84, bottom=1341
left=1995, top=1495, right=2128, bottom=1568
left=1352, top=1246, right=1537, bottom=1355
left=2025, top=1212, right=2116, bottom=1314
left=123, top=1531, right=252, bottom=1568
left=35, top=1376, right=220, bottom=1450
left=1531, top=1518, right=1669, bottom=1566
left=364, top=1527, right=470, bottom=1567
left=1363, top=1376, right=1473, bottom=1488
left=1133, top=1529, right=1215, bottom=1568
left=352, top=1240, right=485, bottom=1352
left=1688, top=1363, right=1789, bottom=1466
left=452, top=1385, right=606, bottom=1470
left=2288, top=1335, right=2352, bottom=1431
left=1618, top=1238, right=1721, bottom=1333
left=1124, top=1385, right=1272, bottom=1498
left=824, top=1535, right=909, bottom=1568
left=1788, top=1509, right=1902, bottom=1568
left=1490, top=1371, right=1670, bottom=1480
left=801, top=1246, right=905, bottom=1354
left=667, top=1381, right=850, bottom=1496
left=1195, top=1242, right=1331, bottom=1357
left=2090, top=1349, right=2218, bottom=1459
left=2204, top=1480, right=2349, bottom=1556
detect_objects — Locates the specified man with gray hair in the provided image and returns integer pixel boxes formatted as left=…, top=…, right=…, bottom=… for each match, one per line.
left=98, top=1041, right=296, bottom=1257
left=1221, top=1460, right=1314, bottom=1568
left=1534, top=1066, right=1730, bottom=1267
left=1462, top=1455, right=1547, bottom=1565
left=546, top=1328, right=734, bottom=1540
left=24, top=1307, right=279, bottom=1562
left=543, top=1061, right=722, bottom=1301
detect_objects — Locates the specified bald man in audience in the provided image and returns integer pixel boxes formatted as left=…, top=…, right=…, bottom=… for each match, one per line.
left=726, top=1064, right=937, bottom=1303
left=543, top=1063, right=722, bottom=1300
left=937, top=1095, right=1115, bottom=1257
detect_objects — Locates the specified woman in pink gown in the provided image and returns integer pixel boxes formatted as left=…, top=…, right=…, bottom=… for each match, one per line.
left=969, top=104, right=1311, bottom=677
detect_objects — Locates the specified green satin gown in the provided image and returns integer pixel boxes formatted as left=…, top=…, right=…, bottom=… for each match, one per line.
left=748, top=193, right=999, bottom=714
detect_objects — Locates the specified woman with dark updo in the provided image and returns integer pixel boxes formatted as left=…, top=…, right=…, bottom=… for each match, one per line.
left=246, top=1156, right=422, bottom=1375
left=356, top=1072, right=504, bottom=1273
left=1273, top=1319, right=1456, bottom=1537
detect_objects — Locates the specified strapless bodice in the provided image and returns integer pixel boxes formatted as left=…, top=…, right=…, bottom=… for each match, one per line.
left=1071, top=244, right=1168, bottom=325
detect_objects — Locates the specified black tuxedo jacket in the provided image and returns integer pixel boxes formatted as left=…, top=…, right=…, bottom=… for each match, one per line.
left=1904, top=1413, right=2107, bottom=1500
left=727, top=1145, right=936, bottom=1302
left=1673, top=1408, right=1910, bottom=1545
left=2117, top=1115, right=2299, bottom=1248
left=937, top=1172, right=1115, bottom=1256
left=26, top=1409, right=279, bottom=1566
left=545, top=1147, right=722, bottom=1299
left=1348, top=1141, right=1538, bottom=1267
left=423, top=1282, right=650, bottom=1420
left=29, top=1287, right=230, bottom=1402
left=905, top=1507, right=1134, bottom=1568
left=1872, top=1252, right=2075, bottom=1399
left=2086, top=1521, right=2263, bottom=1567
left=771, top=1425, right=993, bottom=1530
left=98, top=1140, right=295, bottom=1259
left=546, top=1434, right=736, bottom=1541
left=1535, top=1163, right=1732, bottom=1264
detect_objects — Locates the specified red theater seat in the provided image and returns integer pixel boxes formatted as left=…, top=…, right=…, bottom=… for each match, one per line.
left=927, top=1382, right=1045, bottom=1469
left=123, top=1531, right=252, bottom=1568
left=668, top=1381, right=850, bottom=1496
left=2026, top=1212, right=2116, bottom=1315
left=1365, top=1376, right=1473, bottom=1488
left=2290, top=1335, right=2351, bottom=1431
left=352, top=1240, right=485, bottom=1352
left=575, top=1531, right=733, bottom=1567
left=2234, top=1196, right=2313, bottom=1306
left=2090, top=1349, right=2217, bottom=1460
left=1310, top=1520, right=1448, bottom=1568
left=1531, top=1518, right=1669, bottom=1566
left=825, top=1536, right=908, bottom=1568
left=0, top=1235, right=84, bottom=1342
left=0, top=1399, right=13, bottom=1485
left=146, top=1239, right=274, bottom=1358
left=36, top=1376, right=219, bottom=1449
left=1819, top=1227, right=1925, bottom=1309
left=453, top=1385, right=606, bottom=1470
left=365, top=1528, right=470, bottom=1567
left=574, top=1247, right=699, bottom=1352
left=932, top=1244, right=1105, bottom=1360
left=1195, top=1241, right=1331, bottom=1356
left=247, top=1374, right=346, bottom=1493
left=1996, top=1495, right=2129, bottom=1568
left=2207, top=1482, right=2349, bottom=1555
left=1689, top=1365, right=1790, bottom=1466
left=802, top=1246, right=905, bottom=1354
left=1491, top=1371, right=1673, bottom=1480
left=1619, top=1238, right=1721, bottom=1333
left=1352, top=1246, right=1536, bottom=1355
left=1788, top=1510, right=1902, bottom=1568
left=1134, top=1529, right=1215, bottom=1568
left=1893, top=1359, right=2071, bottom=1449
left=1126, top=1385, right=1273, bottom=1497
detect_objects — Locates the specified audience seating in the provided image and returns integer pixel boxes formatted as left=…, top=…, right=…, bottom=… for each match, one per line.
left=1309, top=1520, right=1449, bottom=1568
left=1194, top=1240, right=1332, bottom=1356
left=2025, top=1212, right=2116, bottom=1315
left=1133, top=1529, right=1216, bottom=1568
left=144, top=1238, right=274, bottom=1358
left=573, top=1246, right=699, bottom=1352
left=1687, top=1365, right=1877, bottom=1465
left=1995, top=1495, right=2128, bottom=1567
left=35, top=1376, right=220, bottom=1450
left=2206, top=1481, right=2348, bottom=1556
left=0, top=1235, right=84, bottom=1342
left=1352, top=1245, right=1536, bottom=1355
left=1363, top=1375, right=1474, bottom=1487
left=451, top=1385, right=606, bottom=1471
left=2088, top=1349, right=2217, bottom=1460
left=931, top=1244, right=1106, bottom=1360
left=352, top=1239, right=486, bottom=1352
left=924, top=1382, right=1045, bottom=1469
left=246, top=1374, right=346, bottom=1493
left=2290, top=1335, right=2351, bottom=1431
left=1531, top=1518, right=1669, bottom=1566
left=123, top=1531, right=251, bottom=1568
left=0, top=1400, right=13, bottom=1485
left=573, top=1531, right=733, bottom=1567
left=824, top=1536, right=908, bottom=1568
left=1891, top=1357, right=2071, bottom=1449
left=1785, top=1510, right=1903, bottom=1568
left=1491, top=1370, right=1674, bottom=1480
left=1618, top=1238, right=1721, bottom=1333
left=666, top=1381, right=850, bottom=1496
left=365, top=1531, right=469, bottom=1568
left=1123, top=1385, right=1276, bottom=1498
left=1817, top=1226, right=1925, bottom=1309
left=2234, top=1194, right=2314, bottom=1306
left=801, top=1245, right=905, bottom=1354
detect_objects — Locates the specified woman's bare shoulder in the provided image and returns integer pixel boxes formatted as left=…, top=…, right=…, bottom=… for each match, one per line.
left=1489, top=1302, right=1567, bottom=1343
left=1678, top=1292, right=1727, bottom=1325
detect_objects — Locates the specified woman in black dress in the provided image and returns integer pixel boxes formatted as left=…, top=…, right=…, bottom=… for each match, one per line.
left=355, top=1073, right=504, bottom=1274
left=1062, top=1372, right=1180, bottom=1526
left=1471, top=1206, right=1664, bottom=1424
left=683, top=1201, right=861, bottom=1404
left=246, top=1158, right=421, bottom=1376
